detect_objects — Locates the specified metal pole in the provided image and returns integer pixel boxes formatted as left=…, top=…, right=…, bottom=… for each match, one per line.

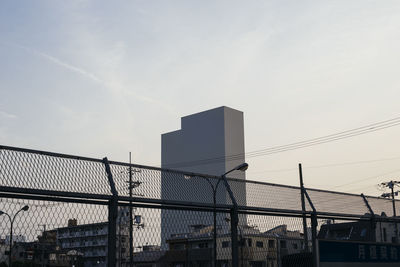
left=108, top=200, right=118, bottom=266
left=41, top=224, right=46, bottom=267
left=119, top=218, right=122, bottom=267
left=298, top=163, right=309, bottom=252
left=361, top=194, right=376, bottom=242
left=303, top=188, right=318, bottom=267
left=311, top=213, right=318, bottom=267
left=104, top=157, right=118, bottom=267
left=201, top=177, right=221, bottom=267
left=221, top=173, right=240, bottom=267
left=230, top=208, right=239, bottom=267
left=9, top=219, right=13, bottom=267
left=213, top=189, right=217, bottom=267
left=390, top=181, right=398, bottom=243
left=239, top=227, right=244, bottom=267
left=129, top=152, right=134, bottom=267
left=1, top=208, right=28, bottom=267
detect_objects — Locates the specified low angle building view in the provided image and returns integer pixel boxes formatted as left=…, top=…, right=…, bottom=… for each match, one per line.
left=1, top=1, right=400, bottom=267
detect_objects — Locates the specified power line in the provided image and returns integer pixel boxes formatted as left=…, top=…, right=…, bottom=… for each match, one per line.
left=163, top=116, right=400, bottom=169
left=248, top=155, right=400, bottom=174
left=329, top=168, right=400, bottom=190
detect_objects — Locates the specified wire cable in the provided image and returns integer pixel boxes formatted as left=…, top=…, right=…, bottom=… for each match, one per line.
left=248, top=155, right=400, bottom=174
left=162, top=116, right=400, bottom=169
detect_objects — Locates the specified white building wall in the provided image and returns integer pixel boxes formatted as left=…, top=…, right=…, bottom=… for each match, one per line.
left=161, top=106, right=247, bottom=248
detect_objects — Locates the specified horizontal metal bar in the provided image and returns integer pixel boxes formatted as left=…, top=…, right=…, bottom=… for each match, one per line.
left=0, top=186, right=113, bottom=200
left=0, top=145, right=104, bottom=163
left=238, top=210, right=311, bottom=219
left=315, top=215, right=400, bottom=223
left=313, top=211, right=374, bottom=219
left=0, top=192, right=108, bottom=205
left=117, top=195, right=233, bottom=210
left=117, top=201, right=231, bottom=213
left=236, top=205, right=312, bottom=216
left=0, top=186, right=233, bottom=211
left=1, top=188, right=399, bottom=223
left=109, top=160, right=227, bottom=181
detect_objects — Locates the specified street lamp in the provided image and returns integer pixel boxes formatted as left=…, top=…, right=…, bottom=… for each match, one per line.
left=221, top=163, right=248, bottom=267
left=0, top=205, right=29, bottom=267
left=188, top=163, right=248, bottom=267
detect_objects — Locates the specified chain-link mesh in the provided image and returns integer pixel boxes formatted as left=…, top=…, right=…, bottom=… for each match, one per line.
left=0, top=148, right=110, bottom=195
left=110, top=161, right=234, bottom=207
left=0, top=198, right=108, bottom=266
left=2, top=145, right=400, bottom=266
left=225, top=177, right=304, bottom=211
left=365, top=195, right=400, bottom=217
left=238, top=213, right=313, bottom=267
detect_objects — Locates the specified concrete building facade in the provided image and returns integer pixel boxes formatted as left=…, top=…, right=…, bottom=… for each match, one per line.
left=56, top=209, right=129, bottom=267
left=161, top=106, right=247, bottom=247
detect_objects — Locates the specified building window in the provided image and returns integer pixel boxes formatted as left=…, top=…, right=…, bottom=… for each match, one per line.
left=280, top=240, right=287, bottom=249
left=292, top=243, right=298, bottom=250
left=268, top=240, right=275, bottom=249
left=222, top=241, right=230, bottom=248
left=248, top=238, right=252, bottom=247
left=256, top=241, right=264, bottom=248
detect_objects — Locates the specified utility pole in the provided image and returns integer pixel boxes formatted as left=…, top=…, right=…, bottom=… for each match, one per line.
left=127, top=152, right=142, bottom=267
left=380, top=180, right=400, bottom=243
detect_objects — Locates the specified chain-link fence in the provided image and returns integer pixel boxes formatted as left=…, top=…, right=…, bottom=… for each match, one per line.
left=1, top=145, right=400, bottom=267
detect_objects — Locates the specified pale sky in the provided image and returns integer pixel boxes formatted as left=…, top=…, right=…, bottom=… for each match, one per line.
left=1, top=0, right=400, bottom=197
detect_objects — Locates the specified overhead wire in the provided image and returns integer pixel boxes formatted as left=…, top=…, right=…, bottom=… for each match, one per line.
left=328, top=168, right=400, bottom=190
left=162, top=116, right=400, bottom=169
left=248, top=155, right=400, bottom=174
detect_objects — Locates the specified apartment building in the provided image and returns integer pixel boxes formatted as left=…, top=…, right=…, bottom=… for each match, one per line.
left=57, top=216, right=129, bottom=267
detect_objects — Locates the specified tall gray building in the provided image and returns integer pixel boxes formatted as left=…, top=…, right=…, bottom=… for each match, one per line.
left=161, top=106, right=247, bottom=247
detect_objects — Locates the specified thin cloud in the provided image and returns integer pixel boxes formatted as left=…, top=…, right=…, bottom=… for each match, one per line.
left=2, top=42, right=176, bottom=114
left=8, top=42, right=103, bottom=84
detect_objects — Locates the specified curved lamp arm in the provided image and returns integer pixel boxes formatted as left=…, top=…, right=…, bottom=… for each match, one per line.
left=0, top=211, right=12, bottom=223
left=11, top=205, right=29, bottom=224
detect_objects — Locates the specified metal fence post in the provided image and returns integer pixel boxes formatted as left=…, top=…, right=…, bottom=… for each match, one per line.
left=104, top=157, right=118, bottom=267
left=311, top=212, right=318, bottom=267
left=304, top=189, right=318, bottom=267
left=222, top=176, right=239, bottom=267
left=230, top=207, right=239, bottom=267
left=298, top=163, right=309, bottom=252
left=361, top=193, right=376, bottom=242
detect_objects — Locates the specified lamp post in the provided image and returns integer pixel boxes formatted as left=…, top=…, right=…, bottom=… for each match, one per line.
left=185, top=163, right=248, bottom=267
left=222, top=163, right=248, bottom=267
left=195, top=176, right=223, bottom=267
left=224, top=218, right=245, bottom=267
left=0, top=205, right=29, bottom=267
left=184, top=163, right=248, bottom=267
